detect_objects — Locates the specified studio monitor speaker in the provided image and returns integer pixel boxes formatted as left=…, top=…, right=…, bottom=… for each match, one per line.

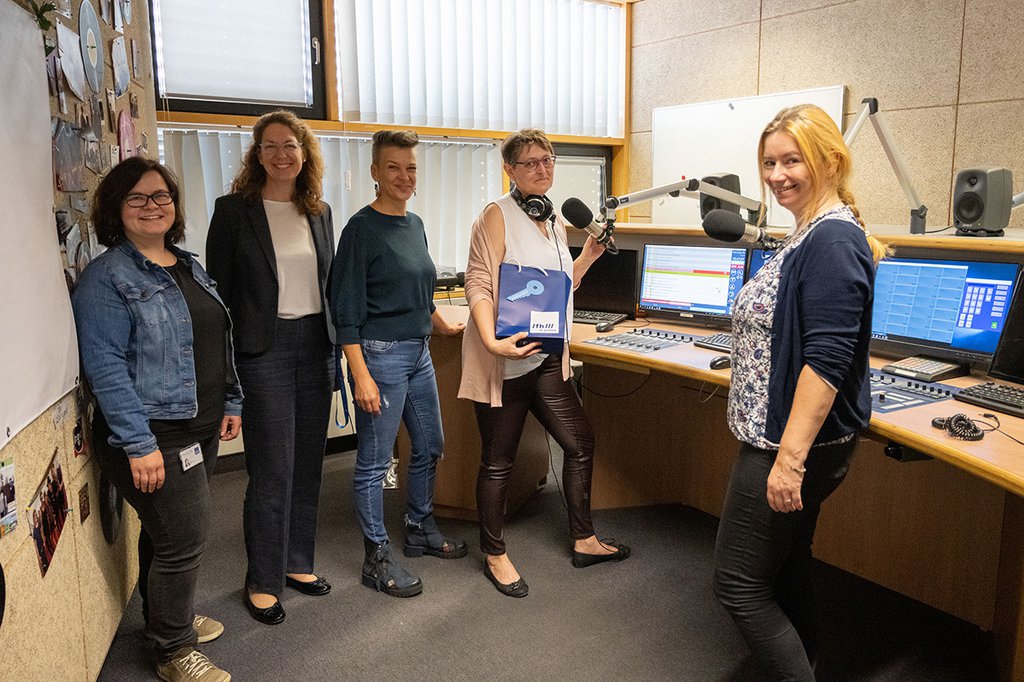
left=699, top=173, right=741, bottom=219
left=953, top=167, right=1012, bottom=236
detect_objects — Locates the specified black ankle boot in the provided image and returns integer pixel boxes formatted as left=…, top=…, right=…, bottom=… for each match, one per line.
left=403, top=515, right=468, bottom=559
left=362, top=537, right=423, bottom=598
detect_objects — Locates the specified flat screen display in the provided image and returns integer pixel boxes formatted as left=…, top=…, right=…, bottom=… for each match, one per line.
left=638, top=244, right=747, bottom=326
left=747, top=248, right=775, bottom=280
left=568, top=246, right=638, bottom=318
left=871, top=257, right=1019, bottom=362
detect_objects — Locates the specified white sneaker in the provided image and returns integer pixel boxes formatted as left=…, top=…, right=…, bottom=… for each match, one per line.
left=193, top=615, right=224, bottom=643
left=157, top=648, right=230, bottom=682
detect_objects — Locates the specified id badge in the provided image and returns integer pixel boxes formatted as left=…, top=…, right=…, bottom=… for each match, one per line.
left=179, top=443, right=202, bottom=472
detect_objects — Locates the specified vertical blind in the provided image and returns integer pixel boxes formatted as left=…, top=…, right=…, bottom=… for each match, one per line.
left=160, top=128, right=502, bottom=270
left=335, top=0, right=625, bottom=137
left=152, top=0, right=314, bottom=107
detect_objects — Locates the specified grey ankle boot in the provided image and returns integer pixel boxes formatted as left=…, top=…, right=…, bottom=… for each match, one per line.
left=362, top=537, right=424, bottom=598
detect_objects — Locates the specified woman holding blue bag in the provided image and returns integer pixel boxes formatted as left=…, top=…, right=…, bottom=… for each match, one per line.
left=459, top=128, right=631, bottom=598
left=330, top=129, right=467, bottom=599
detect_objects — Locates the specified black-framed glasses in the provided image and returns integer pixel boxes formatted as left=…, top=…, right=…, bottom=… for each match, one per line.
left=512, top=155, right=556, bottom=172
left=124, top=191, right=175, bottom=208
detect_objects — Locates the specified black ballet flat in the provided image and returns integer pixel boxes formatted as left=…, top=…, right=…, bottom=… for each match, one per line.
left=285, top=575, right=332, bottom=596
left=484, top=563, right=529, bottom=598
left=244, top=592, right=286, bottom=625
left=571, top=539, right=632, bottom=568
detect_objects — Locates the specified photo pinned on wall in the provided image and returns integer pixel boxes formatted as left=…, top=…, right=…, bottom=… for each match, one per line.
left=101, top=142, right=114, bottom=174
left=78, top=483, right=90, bottom=524
left=53, top=119, right=86, bottom=192
left=85, top=139, right=102, bottom=174
left=64, top=222, right=83, bottom=276
left=120, top=0, right=132, bottom=25
left=56, top=22, right=87, bottom=102
left=0, top=457, right=17, bottom=538
left=111, top=36, right=130, bottom=97
left=118, top=110, right=136, bottom=162
left=100, top=0, right=112, bottom=24
left=131, top=38, right=141, bottom=80
left=84, top=94, right=104, bottom=141
left=55, top=209, right=73, bottom=245
left=105, top=88, right=117, bottom=132
left=140, top=131, right=149, bottom=154
left=26, top=450, right=70, bottom=578
left=55, top=0, right=71, bottom=18
left=110, top=144, right=120, bottom=169
left=113, top=0, right=123, bottom=32
left=129, top=91, right=139, bottom=118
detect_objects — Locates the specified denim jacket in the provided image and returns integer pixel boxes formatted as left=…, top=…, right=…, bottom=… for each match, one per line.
left=72, top=241, right=243, bottom=458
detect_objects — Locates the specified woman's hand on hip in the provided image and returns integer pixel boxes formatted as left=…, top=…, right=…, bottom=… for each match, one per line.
left=354, top=375, right=382, bottom=415
left=487, top=331, right=541, bottom=359
left=767, top=456, right=804, bottom=513
left=220, top=415, right=242, bottom=441
left=130, top=450, right=165, bottom=494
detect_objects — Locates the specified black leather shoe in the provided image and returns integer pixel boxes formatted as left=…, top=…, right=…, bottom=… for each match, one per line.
left=403, top=516, right=468, bottom=559
left=285, top=575, right=332, bottom=596
left=244, top=592, right=286, bottom=625
left=571, top=539, right=632, bottom=568
left=484, top=563, right=528, bottom=598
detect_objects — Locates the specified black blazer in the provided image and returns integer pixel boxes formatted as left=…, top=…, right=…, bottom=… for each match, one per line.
left=206, top=193, right=336, bottom=355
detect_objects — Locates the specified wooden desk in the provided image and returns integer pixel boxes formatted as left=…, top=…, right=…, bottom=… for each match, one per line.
left=428, top=305, right=1024, bottom=681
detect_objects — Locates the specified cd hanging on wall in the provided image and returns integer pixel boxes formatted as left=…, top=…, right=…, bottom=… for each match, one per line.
left=79, top=0, right=104, bottom=94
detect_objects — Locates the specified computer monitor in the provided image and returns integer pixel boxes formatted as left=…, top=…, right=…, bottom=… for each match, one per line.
left=747, top=248, right=775, bottom=280
left=871, top=256, right=1020, bottom=365
left=638, top=244, right=747, bottom=327
left=568, top=246, right=639, bottom=319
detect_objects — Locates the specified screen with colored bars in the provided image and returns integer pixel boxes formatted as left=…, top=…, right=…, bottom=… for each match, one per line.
left=747, top=248, right=774, bottom=280
left=638, top=244, right=747, bottom=324
left=871, top=257, right=1019, bottom=360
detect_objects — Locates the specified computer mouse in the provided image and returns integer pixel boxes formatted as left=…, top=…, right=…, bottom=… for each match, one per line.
left=595, top=321, right=616, bottom=333
left=710, top=355, right=731, bottom=370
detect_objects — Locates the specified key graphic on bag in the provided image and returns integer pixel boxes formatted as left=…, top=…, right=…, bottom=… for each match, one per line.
left=506, top=279, right=545, bottom=302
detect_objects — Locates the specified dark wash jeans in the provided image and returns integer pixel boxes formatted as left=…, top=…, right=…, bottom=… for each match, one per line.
left=473, top=353, right=596, bottom=555
left=714, top=438, right=857, bottom=682
left=94, top=416, right=220, bottom=661
left=237, top=315, right=333, bottom=595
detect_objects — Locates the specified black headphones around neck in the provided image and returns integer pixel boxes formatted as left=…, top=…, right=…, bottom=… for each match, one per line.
left=510, top=185, right=554, bottom=223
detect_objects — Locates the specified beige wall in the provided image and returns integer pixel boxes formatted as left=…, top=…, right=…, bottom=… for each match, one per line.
left=0, top=1, right=157, bottom=679
left=629, top=0, right=1024, bottom=232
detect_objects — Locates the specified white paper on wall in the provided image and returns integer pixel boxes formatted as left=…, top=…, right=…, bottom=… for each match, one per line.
left=0, top=2, right=79, bottom=451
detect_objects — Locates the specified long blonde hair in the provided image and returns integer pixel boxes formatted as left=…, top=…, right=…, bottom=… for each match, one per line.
left=758, top=104, right=890, bottom=263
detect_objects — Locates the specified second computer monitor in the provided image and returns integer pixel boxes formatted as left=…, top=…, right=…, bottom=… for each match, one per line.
left=638, top=244, right=747, bottom=327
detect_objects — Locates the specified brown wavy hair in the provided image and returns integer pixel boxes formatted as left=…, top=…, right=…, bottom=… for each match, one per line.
left=757, top=104, right=890, bottom=263
left=92, top=157, right=186, bottom=247
left=500, top=128, right=554, bottom=165
left=230, top=110, right=325, bottom=216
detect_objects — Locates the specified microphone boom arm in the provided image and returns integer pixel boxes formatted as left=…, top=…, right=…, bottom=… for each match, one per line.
left=843, top=97, right=928, bottom=234
left=603, top=179, right=764, bottom=224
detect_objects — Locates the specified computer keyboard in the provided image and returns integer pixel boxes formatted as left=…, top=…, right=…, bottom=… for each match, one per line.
left=573, top=309, right=627, bottom=325
left=881, top=355, right=969, bottom=383
left=693, top=332, right=732, bottom=353
left=954, top=382, right=1024, bottom=419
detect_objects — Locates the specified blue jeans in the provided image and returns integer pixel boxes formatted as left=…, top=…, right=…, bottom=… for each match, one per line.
left=713, top=438, right=857, bottom=682
left=351, top=337, right=443, bottom=544
left=237, top=315, right=334, bottom=595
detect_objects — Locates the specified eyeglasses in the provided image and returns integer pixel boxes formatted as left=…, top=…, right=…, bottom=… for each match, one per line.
left=123, top=191, right=175, bottom=208
left=512, top=155, right=556, bottom=172
left=259, top=142, right=302, bottom=154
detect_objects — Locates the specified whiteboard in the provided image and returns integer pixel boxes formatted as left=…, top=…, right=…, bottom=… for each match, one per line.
left=651, top=86, right=845, bottom=228
left=0, top=2, right=79, bottom=451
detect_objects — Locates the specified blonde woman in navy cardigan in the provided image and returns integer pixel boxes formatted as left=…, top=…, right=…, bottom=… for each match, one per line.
left=713, top=104, right=890, bottom=681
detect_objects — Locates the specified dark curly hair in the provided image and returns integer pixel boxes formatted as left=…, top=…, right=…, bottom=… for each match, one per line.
left=91, top=157, right=186, bottom=247
left=230, top=110, right=326, bottom=217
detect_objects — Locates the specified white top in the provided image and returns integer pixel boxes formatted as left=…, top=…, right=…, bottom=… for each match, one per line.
left=263, top=199, right=322, bottom=318
left=495, top=193, right=574, bottom=380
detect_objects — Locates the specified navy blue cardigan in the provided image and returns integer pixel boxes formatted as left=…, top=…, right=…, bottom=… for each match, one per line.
left=763, top=219, right=875, bottom=445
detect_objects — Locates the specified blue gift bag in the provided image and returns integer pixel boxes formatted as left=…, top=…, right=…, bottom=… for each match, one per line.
left=496, top=262, right=571, bottom=355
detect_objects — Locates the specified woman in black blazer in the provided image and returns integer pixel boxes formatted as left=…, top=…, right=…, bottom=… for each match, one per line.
left=206, top=110, right=335, bottom=625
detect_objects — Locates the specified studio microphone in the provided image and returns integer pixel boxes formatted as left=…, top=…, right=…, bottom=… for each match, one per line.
left=560, top=197, right=618, bottom=255
left=702, top=209, right=783, bottom=250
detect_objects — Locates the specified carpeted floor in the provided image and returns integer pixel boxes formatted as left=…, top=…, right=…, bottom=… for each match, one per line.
left=99, top=452, right=997, bottom=681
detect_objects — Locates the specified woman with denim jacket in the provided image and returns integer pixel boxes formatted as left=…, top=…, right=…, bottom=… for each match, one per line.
left=330, top=130, right=466, bottom=598
left=73, top=157, right=241, bottom=682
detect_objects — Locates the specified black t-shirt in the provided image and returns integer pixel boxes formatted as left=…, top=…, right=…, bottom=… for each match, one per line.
left=150, top=259, right=229, bottom=440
